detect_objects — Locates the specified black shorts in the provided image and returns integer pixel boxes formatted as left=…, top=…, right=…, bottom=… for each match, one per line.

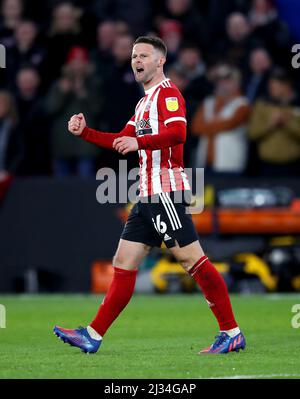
left=121, top=190, right=199, bottom=249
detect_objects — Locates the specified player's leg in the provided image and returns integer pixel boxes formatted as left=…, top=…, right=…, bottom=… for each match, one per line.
left=169, top=240, right=245, bottom=354
left=151, top=191, right=245, bottom=354
left=88, top=239, right=150, bottom=336
left=53, top=239, right=150, bottom=353
left=169, top=240, right=238, bottom=330
left=54, top=201, right=155, bottom=353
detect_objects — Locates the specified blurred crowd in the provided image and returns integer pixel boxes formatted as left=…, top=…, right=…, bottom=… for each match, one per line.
left=0, top=0, right=300, bottom=180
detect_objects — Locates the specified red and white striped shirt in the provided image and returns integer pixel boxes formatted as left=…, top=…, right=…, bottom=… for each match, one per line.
left=127, top=78, right=190, bottom=197
left=81, top=78, right=191, bottom=197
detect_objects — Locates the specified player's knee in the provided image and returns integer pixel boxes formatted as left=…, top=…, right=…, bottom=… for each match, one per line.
left=179, top=259, right=192, bottom=272
left=112, top=252, right=138, bottom=270
left=112, top=253, right=126, bottom=268
left=176, top=253, right=201, bottom=271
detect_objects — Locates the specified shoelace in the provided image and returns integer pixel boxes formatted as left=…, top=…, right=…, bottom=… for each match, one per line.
left=212, top=333, right=229, bottom=349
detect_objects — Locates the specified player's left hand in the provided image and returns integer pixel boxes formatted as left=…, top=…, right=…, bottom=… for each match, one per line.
left=113, top=137, right=139, bottom=155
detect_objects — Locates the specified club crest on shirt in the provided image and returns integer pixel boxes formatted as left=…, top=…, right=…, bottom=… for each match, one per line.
left=165, top=97, right=179, bottom=111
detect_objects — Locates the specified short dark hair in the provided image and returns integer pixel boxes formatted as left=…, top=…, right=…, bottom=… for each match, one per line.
left=270, top=67, right=293, bottom=86
left=133, top=36, right=167, bottom=57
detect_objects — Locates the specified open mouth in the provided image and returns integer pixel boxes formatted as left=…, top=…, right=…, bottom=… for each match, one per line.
left=136, top=67, right=144, bottom=75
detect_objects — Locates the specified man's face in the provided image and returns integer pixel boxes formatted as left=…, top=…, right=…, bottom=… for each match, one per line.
left=227, top=14, right=249, bottom=42
left=250, top=49, right=271, bottom=74
left=113, top=36, right=133, bottom=63
left=17, top=70, right=40, bottom=94
left=268, top=79, right=292, bottom=100
left=216, top=77, right=238, bottom=97
left=131, top=43, right=165, bottom=84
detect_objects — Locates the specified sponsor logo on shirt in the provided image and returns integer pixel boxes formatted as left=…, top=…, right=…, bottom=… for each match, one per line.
left=136, top=118, right=152, bottom=136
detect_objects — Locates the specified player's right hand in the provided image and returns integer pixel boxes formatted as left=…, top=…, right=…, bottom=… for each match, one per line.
left=68, top=113, right=86, bottom=135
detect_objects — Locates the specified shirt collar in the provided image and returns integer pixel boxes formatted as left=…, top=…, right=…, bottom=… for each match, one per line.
left=144, top=78, right=170, bottom=95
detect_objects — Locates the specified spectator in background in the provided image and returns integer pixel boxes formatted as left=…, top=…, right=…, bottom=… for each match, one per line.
left=202, top=0, right=249, bottom=44
left=243, top=47, right=272, bottom=103
left=166, top=63, right=189, bottom=94
left=175, top=44, right=206, bottom=82
left=100, top=34, right=141, bottom=132
left=114, top=20, right=131, bottom=36
left=191, top=64, right=251, bottom=174
left=43, top=2, right=85, bottom=88
left=45, top=46, right=102, bottom=177
left=248, top=0, right=291, bottom=66
left=157, top=0, right=208, bottom=51
left=172, top=44, right=212, bottom=111
left=15, top=67, right=51, bottom=175
left=0, top=0, right=24, bottom=88
left=0, top=0, right=23, bottom=47
left=6, top=20, right=46, bottom=90
left=98, top=33, right=142, bottom=170
left=165, top=64, right=201, bottom=168
left=214, top=12, right=257, bottom=69
left=158, top=19, right=182, bottom=65
left=91, top=0, right=152, bottom=36
left=166, top=44, right=212, bottom=168
left=249, top=0, right=278, bottom=28
left=90, top=20, right=117, bottom=81
left=248, top=68, right=300, bottom=176
left=0, top=90, right=22, bottom=175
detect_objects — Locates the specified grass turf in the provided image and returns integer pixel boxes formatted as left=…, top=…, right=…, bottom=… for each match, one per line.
left=0, top=294, right=300, bottom=379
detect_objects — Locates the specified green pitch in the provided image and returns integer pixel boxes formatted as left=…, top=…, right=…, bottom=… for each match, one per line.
left=0, top=294, right=300, bottom=379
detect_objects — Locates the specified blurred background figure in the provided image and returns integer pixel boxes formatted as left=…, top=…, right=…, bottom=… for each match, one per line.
left=249, top=67, right=300, bottom=176
left=191, top=64, right=251, bottom=175
left=0, top=0, right=23, bottom=47
left=45, top=46, right=102, bottom=178
left=243, top=47, right=272, bottom=103
left=156, top=0, right=208, bottom=50
left=214, top=12, right=255, bottom=69
left=158, top=19, right=182, bottom=65
left=100, top=33, right=141, bottom=130
left=90, top=20, right=117, bottom=81
left=43, top=2, right=85, bottom=88
left=15, top=67, right=51, bottom=176
left=0, top=0, right=297, bottom=180
left=91, top=0, right=152, bottom=37
left=167, top=44, right=212, bottom=167
left=171, top=44, right=211, bottom=109
left=0, top=90, right=22, bottom=176
left=166, top=63, right=189, bottom=94
left=5, top=20, right=46, bottom=90
left=248, top=0, right=291, bottom=66
left=98, top=33, right=141, bottom=169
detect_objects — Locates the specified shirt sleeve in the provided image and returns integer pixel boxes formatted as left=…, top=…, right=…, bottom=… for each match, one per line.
left=125, top=114, right=136, bottom=129
left=157, top=87, right=187, bottom=126
left=80, top=115, right=136, bottom=150
left=137, top=121, right=186, bottom=150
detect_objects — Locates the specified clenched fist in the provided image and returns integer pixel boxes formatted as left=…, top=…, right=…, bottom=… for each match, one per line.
left=68, top=113, right=86, bottom=136
left=113, top=136, right=139, bottom=155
